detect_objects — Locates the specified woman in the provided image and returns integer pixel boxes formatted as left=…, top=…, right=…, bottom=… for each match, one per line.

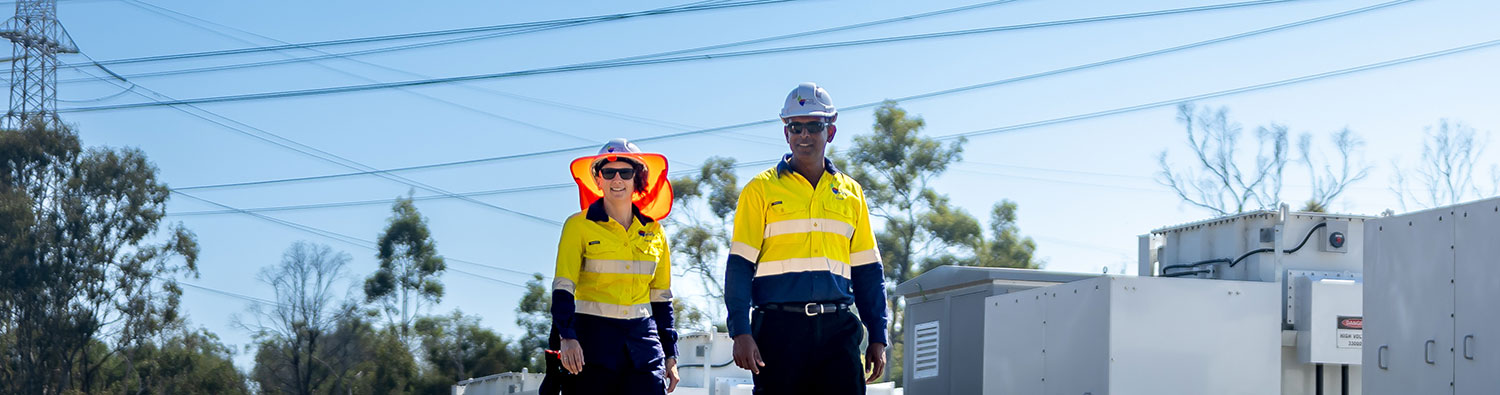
left=544, top=138, right=680, bottom=394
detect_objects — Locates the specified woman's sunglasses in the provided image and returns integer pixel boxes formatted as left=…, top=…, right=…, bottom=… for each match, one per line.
left=598, top=168, right=637, bottom=180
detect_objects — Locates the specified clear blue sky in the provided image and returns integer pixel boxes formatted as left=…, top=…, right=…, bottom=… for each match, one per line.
left=41, top=0, right=1500, bottom=372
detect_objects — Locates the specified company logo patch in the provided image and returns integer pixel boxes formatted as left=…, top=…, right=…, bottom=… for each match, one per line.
left=796, top=94, right=807, bottom=106
left=770, top=201, right=783, bottom=206
left=831, top=187, right=840, bottom=195
left=638, top=230, right=655, bottom=237
left=588, top=240, right=600, bottom=245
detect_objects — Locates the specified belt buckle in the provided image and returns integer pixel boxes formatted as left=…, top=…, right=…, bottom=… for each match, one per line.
left=803, top=302, right=822, bottom=316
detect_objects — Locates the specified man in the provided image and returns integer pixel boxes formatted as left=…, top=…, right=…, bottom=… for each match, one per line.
left=725, top=82, right=888, bottom=394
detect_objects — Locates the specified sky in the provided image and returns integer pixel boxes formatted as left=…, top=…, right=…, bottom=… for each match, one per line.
left=29, top=0, right=1500, bottom=373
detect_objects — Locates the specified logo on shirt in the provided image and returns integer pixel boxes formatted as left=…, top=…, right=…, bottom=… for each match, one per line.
left=638, top=230, right=654, bottom=237
left=831, top=187, right=840, bottom=195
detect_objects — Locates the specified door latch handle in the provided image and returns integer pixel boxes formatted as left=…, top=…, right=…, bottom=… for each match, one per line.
left=1378, top=345, right=1389, bottom=369
left=1425, top=340, right=1438, bottom=364
left=1465, top=335, right=1476, bottom=360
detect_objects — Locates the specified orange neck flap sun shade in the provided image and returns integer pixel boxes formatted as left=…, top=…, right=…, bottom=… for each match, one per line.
left=569, top=152, right=673, bottom=221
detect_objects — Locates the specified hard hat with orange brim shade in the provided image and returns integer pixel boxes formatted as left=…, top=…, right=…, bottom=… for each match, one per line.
left=569, top=138, right=673, bottom=221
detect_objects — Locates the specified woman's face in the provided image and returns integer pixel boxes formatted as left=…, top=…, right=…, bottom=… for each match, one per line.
left=593, top=160, right=637, bottom=204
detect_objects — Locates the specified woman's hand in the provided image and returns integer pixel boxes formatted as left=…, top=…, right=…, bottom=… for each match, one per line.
left=560, top=338, right=585, bottom=374
left=665, top=357, right=680, bottom=392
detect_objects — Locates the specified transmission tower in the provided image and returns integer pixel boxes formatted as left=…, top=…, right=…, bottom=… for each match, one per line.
left=1, top=0, right=74, bottom=130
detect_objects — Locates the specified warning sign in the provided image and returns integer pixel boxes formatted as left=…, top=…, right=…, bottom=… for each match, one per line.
left=1337, top=316, right=1363, bottom=349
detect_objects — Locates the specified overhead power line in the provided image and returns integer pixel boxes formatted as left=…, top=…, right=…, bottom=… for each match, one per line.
left=180, top=282, right=286, bottom=308
left=59, top=0, right=1299, bottom=112
left=165, top=0, right=1398, bottom=192
left=62, top=0, right=1016, bottom=84
left=73, top=58, right=562, bottom=226
left=933, top=35, right=1500, bottom=141
left=167, top=159, right=780, bottom=216
left=65, top=0, right=795, bottom=67
left=118, top=0, right=598, bottom=142
left=170, top=189, right=538, bottom=285
left=59, top=0, right=794, bottom=83
left=114, top=0, right=779, bottom=148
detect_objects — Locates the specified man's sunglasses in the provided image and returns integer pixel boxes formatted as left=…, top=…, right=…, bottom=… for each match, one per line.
left=598, top=168, right=637, bottom=180
left=784, top=121, right=828, bottom=135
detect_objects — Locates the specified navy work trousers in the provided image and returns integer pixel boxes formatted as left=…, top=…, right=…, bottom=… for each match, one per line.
left=751, top=307, right=867, bottom=395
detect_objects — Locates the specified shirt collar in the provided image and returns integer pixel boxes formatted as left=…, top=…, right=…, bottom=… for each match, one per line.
left=585, top=199, right=654, bottom=225
left=776, top=153, right=839, bottom=177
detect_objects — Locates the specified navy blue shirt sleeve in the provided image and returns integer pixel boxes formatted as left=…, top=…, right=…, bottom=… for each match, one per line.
left=725, top=254, right=757, bottom=338
left=651, top=301, right=678, bottom=358
left=850, top=262, right=889, bottom=345
left=550, top=289, right=578, bottom=340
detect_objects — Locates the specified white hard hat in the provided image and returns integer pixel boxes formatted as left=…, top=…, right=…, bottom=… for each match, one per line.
left=598, top=138, right=642, bottom=155
left=779, top=82, right=836, bottom=120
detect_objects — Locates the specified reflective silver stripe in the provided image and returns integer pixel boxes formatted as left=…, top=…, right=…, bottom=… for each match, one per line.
left=763, top=218, right=854, bottom=239
left=575, top=299, right=653, bottom=319
left=730, top=241, right=761, bottom=261
left=850, top=249, right=880, bottom=266
left=755, top=257, right=850, bottom=279
left=583, top=259, right=657, bottom=275
left=650, top=288, right=673, bottom=302
left=552, top=277, right=576, bottom=293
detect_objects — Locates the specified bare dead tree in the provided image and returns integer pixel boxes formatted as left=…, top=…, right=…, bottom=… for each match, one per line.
left=1391, top=119, right=1494, bottom=210
left=1157, top=103, right=1288, bottom=215
left=1297, top=128, right=1371, bottom=212
left=239, top=242, right=351, bottom=395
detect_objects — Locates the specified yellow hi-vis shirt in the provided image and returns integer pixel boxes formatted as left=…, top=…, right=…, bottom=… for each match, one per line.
left=730, top=162, right=880, bottom=278
left=723, top=156, right=888, bottom=344
left=552, top=205, right=672, bottom=320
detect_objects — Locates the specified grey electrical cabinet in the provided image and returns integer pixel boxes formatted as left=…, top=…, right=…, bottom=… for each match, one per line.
left=1364, top=197, right=1500, bottom=395
left=1453, top=199, right=1500, bottom=394
left=895, top=266, right=1097, bottom=395
left=982, top=276, right=1282, bottom=395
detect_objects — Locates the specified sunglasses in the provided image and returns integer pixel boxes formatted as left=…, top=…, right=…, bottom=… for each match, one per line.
left=598, top=167, right=637, bottom=180
left=784, top=120, right=828, bottom=135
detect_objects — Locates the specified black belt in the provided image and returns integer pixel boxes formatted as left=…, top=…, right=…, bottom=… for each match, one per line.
left=759, top=302, right=850, bottom=316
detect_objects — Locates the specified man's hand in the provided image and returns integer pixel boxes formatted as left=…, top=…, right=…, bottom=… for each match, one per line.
left=732, top=334, right=765, bottom=374
left=560, top=338, right=585, bottom=374
left=665, top=357, right=680, bottom=392
left=864, top=342, right=886, bottom=383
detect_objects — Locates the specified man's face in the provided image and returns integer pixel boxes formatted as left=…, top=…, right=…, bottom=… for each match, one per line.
left=784, top=115, right=829, bottom=161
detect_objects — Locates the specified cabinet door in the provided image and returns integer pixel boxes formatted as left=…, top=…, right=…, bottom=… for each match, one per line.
left=1363, top=211, right=1454, bottom=394
left=983, top=292, right=1044, bottom=395
left=1455, top=201, right=1500, bottom=394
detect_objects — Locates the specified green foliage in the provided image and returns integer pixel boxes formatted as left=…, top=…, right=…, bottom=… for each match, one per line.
left=95, top=327, right=250, bottom=394
left=365, top=194, right=446, bottom=343
left=668, top=156, right=739, bottom=306
left=0, top=121, right=200, bottom=394
left=972, top=200, right=1039, bottom=270
left=673, top=298, right=723, bottom=332
left=253, top=308, right=420, bottom=395
left=515, top=273, right=551, bottom=373
left=416, top=310, right=523, bottom=383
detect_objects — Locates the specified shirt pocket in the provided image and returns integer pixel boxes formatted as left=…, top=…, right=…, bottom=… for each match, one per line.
left=633, top=240, right=663, bottom=276
left=584, top=241, right=623, bottom=257
left=764, top=203, right=811, bottom=249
